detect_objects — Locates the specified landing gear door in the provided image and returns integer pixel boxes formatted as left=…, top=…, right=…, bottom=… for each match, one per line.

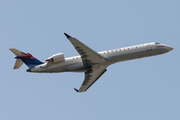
left=146, top=44, right=152, bottom=51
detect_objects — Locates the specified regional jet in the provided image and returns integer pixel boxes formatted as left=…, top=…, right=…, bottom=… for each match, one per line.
left=9, top=33, right=173, bottom=92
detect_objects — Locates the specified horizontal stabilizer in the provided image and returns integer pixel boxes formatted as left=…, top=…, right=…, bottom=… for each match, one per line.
left=9, top=48, right=28, bottom=57
left=14, top=59, right=23, bottom=69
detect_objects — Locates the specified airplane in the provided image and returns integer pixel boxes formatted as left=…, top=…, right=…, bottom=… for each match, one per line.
left=9, top=33, right=173, bottom=92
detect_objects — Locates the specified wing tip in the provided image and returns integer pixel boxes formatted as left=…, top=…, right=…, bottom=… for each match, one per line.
left=64, top=33, right=72, bottom=38
left=74, top=88, right=79, bottom=92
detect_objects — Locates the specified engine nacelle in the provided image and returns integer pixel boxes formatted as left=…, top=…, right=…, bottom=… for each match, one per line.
left=46, top=53, right=64, bottom=63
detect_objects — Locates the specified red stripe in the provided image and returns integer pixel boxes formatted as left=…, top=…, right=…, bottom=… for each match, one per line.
left=19, top=53, right=36, bottom=59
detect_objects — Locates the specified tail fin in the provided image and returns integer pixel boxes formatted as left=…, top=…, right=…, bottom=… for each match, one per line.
left=9, top=48, right=43, bottom=69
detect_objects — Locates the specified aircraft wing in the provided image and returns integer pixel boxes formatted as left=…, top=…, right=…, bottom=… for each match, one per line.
left=64, top=33, right=106, bottom=67
left=76, top=66, right=107, bottom=92
left=64, top=33, right=108, bottom=92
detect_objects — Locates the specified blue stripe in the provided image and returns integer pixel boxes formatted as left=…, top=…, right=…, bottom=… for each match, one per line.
left=17, top=57, right=43, bottom=68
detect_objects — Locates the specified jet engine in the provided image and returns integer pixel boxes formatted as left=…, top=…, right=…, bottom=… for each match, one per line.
left=46, top=53, right=64, bottom=63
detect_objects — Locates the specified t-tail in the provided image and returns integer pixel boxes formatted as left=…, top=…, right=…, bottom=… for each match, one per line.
left=9, top=48, right=43, bottom=69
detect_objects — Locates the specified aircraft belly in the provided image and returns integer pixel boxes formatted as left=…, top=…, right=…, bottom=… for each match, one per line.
left=107, top=49, right=167, bottom=64
left=47, top=66, right=67, bottom=72
left=43, top=62, right=85, bottom=73
left=66, top=62, right=85, bottom=72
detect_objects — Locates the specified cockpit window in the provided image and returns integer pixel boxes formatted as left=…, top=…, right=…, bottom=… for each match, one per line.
left=155, top=42, right=160, bottom=44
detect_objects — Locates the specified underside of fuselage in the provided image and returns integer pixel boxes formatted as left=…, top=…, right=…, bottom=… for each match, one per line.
left=107, top=48, right=169, bottom=64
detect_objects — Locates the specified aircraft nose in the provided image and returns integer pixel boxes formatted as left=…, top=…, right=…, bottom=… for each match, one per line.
left=165, top=45, right=173, bottom=51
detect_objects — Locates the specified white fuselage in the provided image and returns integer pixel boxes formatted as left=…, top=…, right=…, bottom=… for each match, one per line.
left=29, top=42, right=173, bottom=73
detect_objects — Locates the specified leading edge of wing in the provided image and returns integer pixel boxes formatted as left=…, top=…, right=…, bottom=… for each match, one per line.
left=64, top=33, right=106, bottom=64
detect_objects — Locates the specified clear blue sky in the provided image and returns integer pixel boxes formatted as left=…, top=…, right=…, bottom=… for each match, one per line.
left=1, top=0, right=180, bottom=120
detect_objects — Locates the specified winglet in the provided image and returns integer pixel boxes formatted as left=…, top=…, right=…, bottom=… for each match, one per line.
left=64, top=33, right=72, bottom=38
left=74, top=88, right=79, bottom=92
